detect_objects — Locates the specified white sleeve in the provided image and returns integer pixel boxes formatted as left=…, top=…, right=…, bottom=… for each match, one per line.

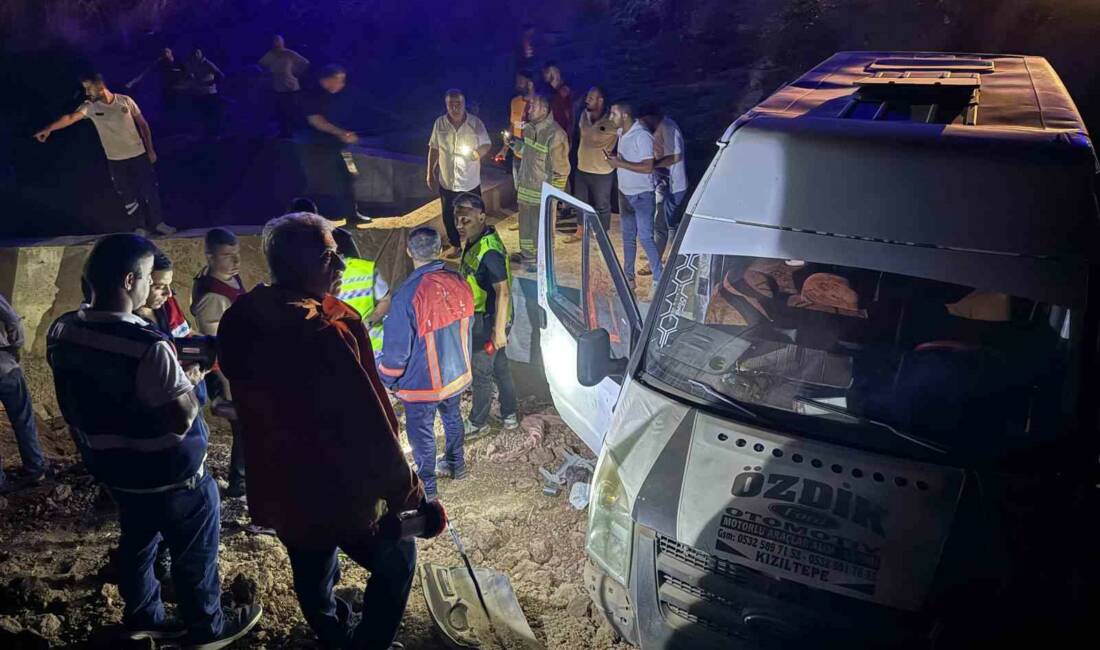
left=476, top=119, right=491, bottom=146
left=125, top=96, right=142, bottom=116
left=638, top=132, right=655, bottom=160
left=428, top=119, right=440, bottom=148
left=374, top=271, right=390, bottom=300
left=135, top=341, right=194, bottom=408
left=673, top=127, right=685, bottom=156
left=76, top=101, right=92, bottom=117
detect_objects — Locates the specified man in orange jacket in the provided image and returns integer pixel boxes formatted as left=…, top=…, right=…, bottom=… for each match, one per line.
left=218, top=212, right=443, bottom=650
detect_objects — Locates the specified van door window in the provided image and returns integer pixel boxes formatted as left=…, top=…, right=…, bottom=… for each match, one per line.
left=586, top=223, right=633, bottom=361
left=546, top=197, right=584, bottom=331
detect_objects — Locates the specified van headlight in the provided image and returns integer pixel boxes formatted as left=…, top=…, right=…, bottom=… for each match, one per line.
left=586, top=452, right=634, bottom=585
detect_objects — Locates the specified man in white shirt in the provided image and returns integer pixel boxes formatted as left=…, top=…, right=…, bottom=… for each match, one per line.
left=641, top=106, right=689, bottom=260
left=427, top=89, right=491, bottom=259
left=606, top=100, right=661, bottom=288
left=258, top=35, right=310, bottom=137
left=34, top=73, right=175, bottom=236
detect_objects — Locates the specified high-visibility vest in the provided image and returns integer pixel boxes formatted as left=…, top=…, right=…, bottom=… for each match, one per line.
left=461, top=230, right=513, bottom=321
left=338, top=257, right=384, bottom=350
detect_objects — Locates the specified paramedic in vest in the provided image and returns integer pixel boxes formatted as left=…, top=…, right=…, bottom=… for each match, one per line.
left=427, top=89, right=492, bottom=259
left=191, top=228, right=248, bottom=497
left=218, top=213, right=440, bottom=650
left=45, top=234, right=261, bottom=647
left=33, top=73, right=176, bottom=236
left=331, top=228, right=389, bottom=353
left=454, top=194, right=519, bottom=436
left=378, top=227, right=474, bottom=501
left=503, top=93, right=570, bottom=270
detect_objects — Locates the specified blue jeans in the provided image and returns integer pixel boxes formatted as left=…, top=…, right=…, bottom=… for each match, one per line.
left=283, top=537, right=416, bottom=650
left=654, top=188, right=687, bottom=259
left=620, top=191, right=662, bottom=283
left=111, top=473, right=225, bottom=640
left=402, top=393, right=464, bottom=498
left=0, top=368, right=45, bottom=478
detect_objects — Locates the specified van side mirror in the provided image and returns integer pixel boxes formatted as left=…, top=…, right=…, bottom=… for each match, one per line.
left=578, top=328, right=611, bottom=387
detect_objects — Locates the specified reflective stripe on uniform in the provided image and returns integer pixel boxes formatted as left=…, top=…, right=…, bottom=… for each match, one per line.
left=50, top=321, right=151, bottom=358
left=338, top=257, right=383, bottom=349
left=72, top=425, right=187, bottom=452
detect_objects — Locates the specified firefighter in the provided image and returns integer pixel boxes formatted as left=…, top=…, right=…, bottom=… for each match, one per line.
left=378, top=227, right=475, bottom=501
left=453, top=194, right=519, bottom=439
left=46, top=234, right=261, bottom=647
left=331, top=228, right=390, bottom=353
left=504, top=93, right=570, bottom=270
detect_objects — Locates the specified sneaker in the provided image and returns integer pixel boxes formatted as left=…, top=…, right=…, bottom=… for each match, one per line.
left=561, top=233, right=582, bottom=244
left=153, top=223, right=177, bottom=236
left=502, top=414, right=520, bottom=430
left=184, top=604, right=262, bottom=650
left=0, top=467, right=47, bottom=493
left=134, top=227, right=149, bottom=237
left=508, top=251, right=529, bottom=265
left=127, top=619, right=187, bottom=641
left=435, top=456, right=468, bottom=480
left=464, top=418, right=488, bottom=440
left=327, top=217, right=348, bottom=228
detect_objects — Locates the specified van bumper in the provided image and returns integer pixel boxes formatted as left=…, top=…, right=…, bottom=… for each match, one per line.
left=616, top=525, right=931, bottom=649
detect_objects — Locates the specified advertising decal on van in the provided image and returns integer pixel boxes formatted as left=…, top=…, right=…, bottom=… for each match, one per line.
left=679, top=414, right=966, bottom=611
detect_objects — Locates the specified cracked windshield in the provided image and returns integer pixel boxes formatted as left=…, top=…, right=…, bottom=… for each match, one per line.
left=644, top=254, right=1077, bottom=455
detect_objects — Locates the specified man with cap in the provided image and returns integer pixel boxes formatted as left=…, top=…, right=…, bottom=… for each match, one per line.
left=46, top=233, right=261, bottom=648
left=453, top=193, right=519, bottom=439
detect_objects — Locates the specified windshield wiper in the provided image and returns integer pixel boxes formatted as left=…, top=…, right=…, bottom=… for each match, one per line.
left=793, top=396, right=947, bottom=455
left=687, top=379, right=769, bottom=424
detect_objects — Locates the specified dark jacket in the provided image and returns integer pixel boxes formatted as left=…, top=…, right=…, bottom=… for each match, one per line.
left=218, top=284, right=422, bottom=545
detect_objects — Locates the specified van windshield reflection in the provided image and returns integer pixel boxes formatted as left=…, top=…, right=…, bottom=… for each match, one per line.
left=644, top=254, right=1078, bottom=457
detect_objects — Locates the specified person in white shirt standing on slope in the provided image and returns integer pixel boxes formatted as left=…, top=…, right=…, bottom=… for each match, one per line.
left=34, top=72, right=176, bottom=237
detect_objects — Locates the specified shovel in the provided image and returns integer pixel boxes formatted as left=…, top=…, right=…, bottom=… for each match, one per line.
left=420, top=525, right=542, bottom=650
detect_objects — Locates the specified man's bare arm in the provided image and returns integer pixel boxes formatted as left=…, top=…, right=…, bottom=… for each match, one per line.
left=492, top=280, right=511, bottom=347
left=154, top=389, right=200, bottom=438
left=34, top=112, right=85, bottom=142
left=371, top=296, right=392, bottom=324
left=655, top=152, right=684, bottom=169
left=307, top=114, right=357, bottom=143
left=426, top=145, right=439, bottom=188
left=133, top=112, right=157, bottom=163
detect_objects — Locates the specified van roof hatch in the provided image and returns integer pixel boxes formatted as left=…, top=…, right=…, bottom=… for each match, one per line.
left=840, top=71, right=981, bottom=125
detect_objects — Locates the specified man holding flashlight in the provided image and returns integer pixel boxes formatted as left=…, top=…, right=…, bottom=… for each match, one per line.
left=427, top=89, right=491, bottom=259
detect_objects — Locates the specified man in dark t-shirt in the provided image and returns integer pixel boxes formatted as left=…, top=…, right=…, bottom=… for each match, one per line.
left=297, top=65, right=369, bottom=226
left=454, top=193, right=519, bottom=438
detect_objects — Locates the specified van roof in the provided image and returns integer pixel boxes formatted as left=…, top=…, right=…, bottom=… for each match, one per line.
left=696, top=51, right=1099, bottom=262
left=736, top=51, right=1089, bottom=134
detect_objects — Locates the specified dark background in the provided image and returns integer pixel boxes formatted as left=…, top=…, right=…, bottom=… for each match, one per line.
left=2, top=0, right=1099, bottom=237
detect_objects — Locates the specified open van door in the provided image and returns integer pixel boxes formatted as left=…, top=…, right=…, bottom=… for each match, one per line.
left=536, top=184, right=642, bottom=452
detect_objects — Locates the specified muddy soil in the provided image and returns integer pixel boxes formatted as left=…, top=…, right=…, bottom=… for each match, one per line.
left=0, top=371, right=627, bottom=650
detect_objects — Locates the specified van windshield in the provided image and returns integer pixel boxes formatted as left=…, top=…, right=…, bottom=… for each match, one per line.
left=643, top=254, right=1079, bottom=458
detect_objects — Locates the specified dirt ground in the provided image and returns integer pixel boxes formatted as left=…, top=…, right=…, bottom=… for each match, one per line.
left=0, top=355, right=629, bottom=650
